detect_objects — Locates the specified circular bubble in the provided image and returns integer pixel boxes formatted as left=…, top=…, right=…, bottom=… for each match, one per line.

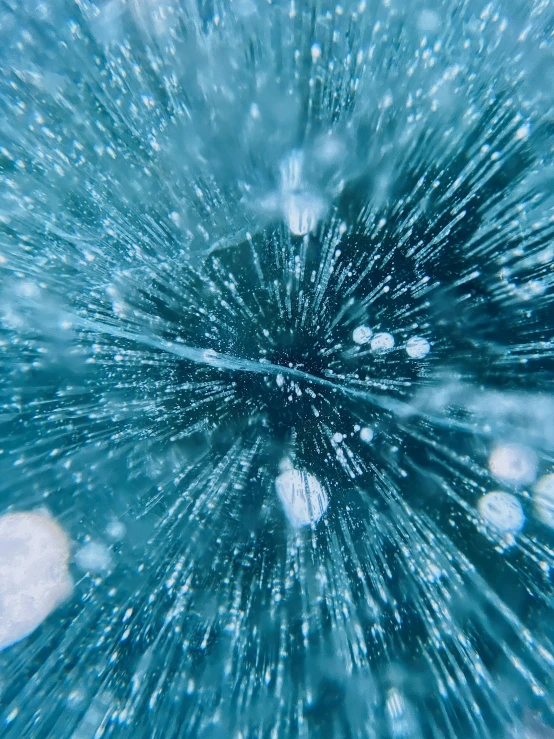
left=489, top=444, right=538, bottom=486
left=370, top=332, right=395, bottom=353
left=477, top=491, right=525, bottom=533
left=352, top=325, right=373, bottom=345
left=406, top=336, right=430, bottom=359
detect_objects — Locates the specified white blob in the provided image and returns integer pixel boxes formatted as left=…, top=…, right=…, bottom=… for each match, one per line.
left=332, top=432, right=344, bottom=443
left=0, top=511, right=72, bottom=651
left=275, top=469, right=329, bottom=528
left=75, top=541, right=113, bottom=573
left=489, top=443, right=538, bottom=486
left=417, top=9, right=440, bottom=33
left=105, top=520, right=126, bottom=541
left=360, top=427, right=374, bottom=443
left=370, top=332, right=395, bottom=353
left=534, top=473, right=554, bottom=528
left=283, top=192, right=324, bottom=236
left=478, top=491, right=525, bottom=533
left=405, top=336, right=430, bottom=359
left=352, top=325, right=373, bottom=345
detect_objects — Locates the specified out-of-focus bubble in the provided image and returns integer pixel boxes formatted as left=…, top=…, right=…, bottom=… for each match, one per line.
left=0, top=511, right=72, bottom=651
left=478, top=491, right=525, bottom=533
left=489, top=444, right=538, bottom=487
left=405, top=336, right=430, bottom=359
left=352, top=325, right=373, bottom=345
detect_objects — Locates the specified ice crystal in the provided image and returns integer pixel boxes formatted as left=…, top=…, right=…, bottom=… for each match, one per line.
left=0, top=0, right=554, bottom=737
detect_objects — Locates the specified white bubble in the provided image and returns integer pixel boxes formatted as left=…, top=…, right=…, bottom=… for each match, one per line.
left=417, top=9, right=440, bottom=33
left=477, top=491, right=525, bottom=533
left=105, top=520, right=126, bottom=540
left=0, top=511, right=72, bottom=651
left=360, top=427, right=374, bottom=443
left=275, top=469, right=329, bottom=528
left=352, top=325, right=373, bottom=345
left=332, top=432, right=344, bottom=443
left=370, top=332, right=395, bottom=353
left=75, top=541, right=113, bottom=573
left=405, top=336, right=430, bottom=359
left=534, top=473, right=554, bottom=528
left=489, top=443, right=538, bottom=486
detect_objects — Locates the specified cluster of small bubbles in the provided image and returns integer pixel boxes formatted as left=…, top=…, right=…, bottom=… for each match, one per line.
left=275, top=462, right=329, bottom=528
left=477, top=491, right=526, bottom=534
left=0, top=511, right=72, bottom=650
left=489, top=443, right=538, bottom=487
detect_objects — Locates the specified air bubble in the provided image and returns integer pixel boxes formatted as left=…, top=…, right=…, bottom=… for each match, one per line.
left=478, top=491, right=525, bottom=533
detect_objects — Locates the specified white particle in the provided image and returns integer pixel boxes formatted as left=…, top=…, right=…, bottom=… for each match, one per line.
left=0, top=511, right=72, bottom=650
left=276, top=373, right=285, bottom=388
left=311, top=43, right=322, bottom=62
left=75, top=541, right=113, bottom=573
left=406, top=336, right=431, bottom=359
left=370, top=332, right=395, bottom=353
left=478, top=491, right=525, bottom=533
left=489, top=443, right=538, bottom=486
left=332, top=432, right=344, bottom=443
left=352, top=325, right=373, bottom=345
left=275, top=468, right=329, bottom=528
left=360, top=427, right=374, bottom=443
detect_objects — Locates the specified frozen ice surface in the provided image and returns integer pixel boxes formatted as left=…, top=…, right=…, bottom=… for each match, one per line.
left=0, top=0, right=554, bottom=737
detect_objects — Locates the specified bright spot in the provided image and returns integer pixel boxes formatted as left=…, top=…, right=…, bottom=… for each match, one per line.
left=489, top=443, right=538, bottom=486
left=332, top=432, right=344, bottom=443
left=352, top=325, right=373, bottom=345
left=283, top=192, right=324, bottom=236
left=360, top=427, right=374, bottom=443
left=105, top=520, right=126, bottom=540
left=275, top=468, right=329, bottom=528
left=276, top=373, right=285, bottom=388
left=370, top=332, right=395, bottom=353
left=406, top=336, right=430, bottom=359
left=478, top=491, right=525, bottom=533
left=0, top=511, right=72, bottom=651
left=417, top=9, right=440, bottom=32
left=534, top=473, right=554, bottom=528
left=75, top=541, right=113, bottom=573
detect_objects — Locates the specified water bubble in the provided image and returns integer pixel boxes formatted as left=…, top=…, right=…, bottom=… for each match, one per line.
left=275, top=468, right=329, bottom=528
